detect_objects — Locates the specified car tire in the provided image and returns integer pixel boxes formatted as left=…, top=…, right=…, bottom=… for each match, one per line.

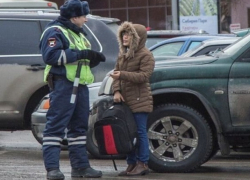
left=86, top=127, right=125, bottom=159
left=31, top=125, right=69, bottom=146
left=31, top=125, right=43, bottom=145
left=147, top=104, right=213, bottom=173
left=204, top=146, right=219, bottom=163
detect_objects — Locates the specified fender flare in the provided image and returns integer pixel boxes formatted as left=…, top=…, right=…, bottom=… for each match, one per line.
left=152, top=88, right=222, bottom=133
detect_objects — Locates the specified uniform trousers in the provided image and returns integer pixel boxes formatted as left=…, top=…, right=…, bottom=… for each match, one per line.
left=43, top=78, right=90, bottom=170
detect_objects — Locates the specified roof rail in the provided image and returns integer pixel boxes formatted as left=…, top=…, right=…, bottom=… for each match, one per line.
left=0, top=9, right=59, bottom=13
left=147, top=30, right=196, bottom=34
left=87, top=14, right=120, bottom=24
left=0, top=0, right=58, bottom=9
left=0, top=9, right=120, bottom=24
left=87, top=14, right=120, bottom=23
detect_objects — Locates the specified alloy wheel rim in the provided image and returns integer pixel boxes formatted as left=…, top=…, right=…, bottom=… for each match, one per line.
left=148, top=116, right=198, bottom=162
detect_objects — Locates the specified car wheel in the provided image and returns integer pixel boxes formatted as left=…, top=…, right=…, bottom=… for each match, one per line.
left=31, top=124, right=43, bottom=145
left=204, top=146, right=219, bottom=163
left=86, top=127, right=125, bottom=159
left=31, top=125, right=68, bottom=146
left=147, top=104, right=213, bottom=173
left=25, top=86, right=49, bottom=129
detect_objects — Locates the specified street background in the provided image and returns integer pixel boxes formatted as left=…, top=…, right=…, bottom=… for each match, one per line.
left=1, top=130, right=250, bottom=180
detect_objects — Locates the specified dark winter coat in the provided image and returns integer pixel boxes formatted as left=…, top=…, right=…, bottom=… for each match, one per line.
left=112, top=21, right=155, bottom=113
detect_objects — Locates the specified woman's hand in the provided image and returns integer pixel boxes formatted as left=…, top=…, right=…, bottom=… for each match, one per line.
left=110, top=71, right=120, bottom=80
left=113, top=91, right=124, bottom=103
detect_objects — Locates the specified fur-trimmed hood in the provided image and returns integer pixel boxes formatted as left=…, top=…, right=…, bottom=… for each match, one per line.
left=117, top=21, right=147, bottom=59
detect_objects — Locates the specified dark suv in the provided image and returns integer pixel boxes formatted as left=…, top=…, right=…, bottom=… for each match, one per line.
left=90, top=33, right=250, bottom=172
left=0, top=10, right=119, bottom=130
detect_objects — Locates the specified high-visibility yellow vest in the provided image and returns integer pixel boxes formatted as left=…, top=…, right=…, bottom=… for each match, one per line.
left=42, top=25, right=94, bottom=85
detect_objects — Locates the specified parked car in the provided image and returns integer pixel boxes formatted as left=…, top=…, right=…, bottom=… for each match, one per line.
left=0, top=0, right=58, bottom=9
left=146, top=30, right=208, bottom=48
left=149, top=35, right=236, bottom=57
left=0, top=9, right=119, bottom=130
left=180, top=37, right=240, bottom=57
left=89, top=34, right=250, bottom=173
left=31, top=82, right=102, bottom=145
left=154, top=37, right=240, bottom=61
left=86, top=37, right=240, bottom=158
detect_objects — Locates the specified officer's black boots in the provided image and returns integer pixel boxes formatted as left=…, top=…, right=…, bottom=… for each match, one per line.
left=47, top=169, right=65, bottom=180
left=46, top=167, right=102, bottom=179
left=71, top=167, right=102, bottom=178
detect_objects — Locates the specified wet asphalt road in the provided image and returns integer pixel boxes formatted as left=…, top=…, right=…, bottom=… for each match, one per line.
left=1, top=130, right=250, bottom=180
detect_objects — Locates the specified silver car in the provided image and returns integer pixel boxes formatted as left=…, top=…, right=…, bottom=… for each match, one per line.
left=0, top=10, right=118, bottom=130
left=31, top=82, right=102, bottom=145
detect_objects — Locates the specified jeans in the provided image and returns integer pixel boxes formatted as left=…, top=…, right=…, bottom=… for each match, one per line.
left=126, top=112, right=149, bottom=164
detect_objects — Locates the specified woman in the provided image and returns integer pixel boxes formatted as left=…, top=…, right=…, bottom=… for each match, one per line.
left=110, top=21, right=155, bottom=176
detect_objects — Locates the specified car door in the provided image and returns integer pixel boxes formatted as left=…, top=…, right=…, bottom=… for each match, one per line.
left=0, top=19, right=45, bottom=123
left=228, top=48, right=250, bottom=126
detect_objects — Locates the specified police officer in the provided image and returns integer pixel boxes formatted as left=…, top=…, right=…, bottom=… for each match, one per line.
left=39, top=0, right=105, bottom=179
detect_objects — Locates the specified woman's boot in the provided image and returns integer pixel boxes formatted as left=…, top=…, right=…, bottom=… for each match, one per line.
left=127, top=161, right=149, bottom=176
left=118, top=164, right=136, bottom=176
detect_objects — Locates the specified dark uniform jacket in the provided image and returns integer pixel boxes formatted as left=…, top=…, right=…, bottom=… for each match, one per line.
left=40, top=16, right=97, bottom=77
left=112, top=22, right=155, bottom=113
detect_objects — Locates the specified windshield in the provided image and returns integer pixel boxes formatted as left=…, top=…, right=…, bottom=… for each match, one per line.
left=146, top=38, right=167, bottom=48
left=181, top=42, right=204, bottom=57
left=105, top=23, right=119, bottom=35
left=151, top=41, right=184, bottom=56
left=223, top=35, right=248, bottom=55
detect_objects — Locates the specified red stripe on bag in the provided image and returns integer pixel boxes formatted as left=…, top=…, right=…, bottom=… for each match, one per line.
left=103, top=125, right=118, bottom=154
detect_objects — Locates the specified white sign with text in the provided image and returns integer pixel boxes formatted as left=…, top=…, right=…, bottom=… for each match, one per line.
left=180, top=16, right=218, bottom=34
left=178, top=0, right=218, bottom=34
left=229, top=23, right=241, bottom=32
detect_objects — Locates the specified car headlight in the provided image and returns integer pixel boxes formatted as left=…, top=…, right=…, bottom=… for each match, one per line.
left=36, top=97, right=50, bottom=112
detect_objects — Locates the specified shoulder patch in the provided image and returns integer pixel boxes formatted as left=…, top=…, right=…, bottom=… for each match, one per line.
left=48, top=38, right=56, bottom=47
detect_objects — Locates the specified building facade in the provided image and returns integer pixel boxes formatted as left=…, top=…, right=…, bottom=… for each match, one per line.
left=51, top=0, right=249, bottom=33
left=87, top=0, right=172, bottom=30
left=230, top=0, right=250, bottom=30
left=51, top=0, right=173, bottom=30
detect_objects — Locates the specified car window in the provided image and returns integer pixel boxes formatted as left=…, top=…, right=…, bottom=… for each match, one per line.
left=105, top=23, right=119, bottom=35
left=193, top=45, right=228, bottom=56
left=181, top=42, right=204, bottom=57
left=82, top=25, right=101, bottom=51
left=40, top=20, right=52, bottom=31
left=187, top=41, right=202, bottom=51
left=0, top=20, right=42, bottom=55
left=151, top=41, right=184, bottom=56
left=146, top=38, right=167, bottom=48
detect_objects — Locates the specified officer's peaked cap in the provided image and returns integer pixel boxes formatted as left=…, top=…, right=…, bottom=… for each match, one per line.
left=60, top=0, right=90, bottom=19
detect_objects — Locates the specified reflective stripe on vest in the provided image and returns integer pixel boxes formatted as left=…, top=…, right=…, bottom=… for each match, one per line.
left=41, top=25, right=94, bottom=85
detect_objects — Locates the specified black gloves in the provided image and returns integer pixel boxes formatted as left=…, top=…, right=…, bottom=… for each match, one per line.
left=77, top=49, right=106, bottom=62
